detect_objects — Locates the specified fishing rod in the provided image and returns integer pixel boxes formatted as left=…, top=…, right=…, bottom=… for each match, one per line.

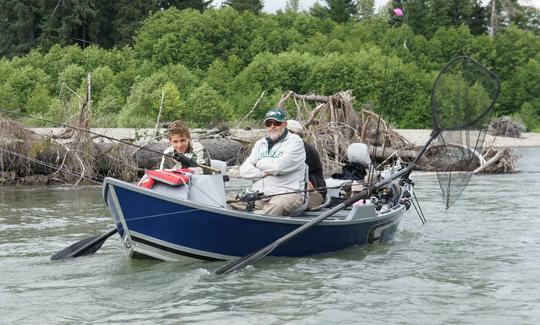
left=216, top=55, right=500, bottom=274
left=225, top=181, right=376, bottom=204
left=0, top=108, right=220, bottom=174
left=367, top=2, right=409, bottom=189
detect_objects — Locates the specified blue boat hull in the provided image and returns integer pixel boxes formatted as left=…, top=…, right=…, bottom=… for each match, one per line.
left=103, top=177, right=405, bottom=261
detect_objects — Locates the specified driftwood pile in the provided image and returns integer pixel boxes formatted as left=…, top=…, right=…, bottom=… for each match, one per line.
left=488, top=116, right=525, bottom=138
left=275, top=90, right=518, bottom=175
left=275, top=90, right=415, bottom=174
left=0, top=89, right=519, bottom=185
left=278, top=91, right=519, bottom=174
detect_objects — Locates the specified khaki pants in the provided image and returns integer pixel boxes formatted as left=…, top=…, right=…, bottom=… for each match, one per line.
left=230, top=193, right=304, bottom=216
left=307, top=191, right=324, bottom=210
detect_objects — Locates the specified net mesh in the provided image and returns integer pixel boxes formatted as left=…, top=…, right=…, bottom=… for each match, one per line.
left=430, top=57, right=500, bottom=209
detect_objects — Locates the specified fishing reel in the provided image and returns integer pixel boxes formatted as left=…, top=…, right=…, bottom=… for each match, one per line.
left=236, top=190, right=264, bottom=211
left=398, top=177, right=414, bottom=210
left=399, top=190, right=412, bottom=210
left=371, top=186, right=395, bottom=211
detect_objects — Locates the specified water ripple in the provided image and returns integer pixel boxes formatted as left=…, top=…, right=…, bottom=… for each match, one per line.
left=1, top=148, right=540, bottom=324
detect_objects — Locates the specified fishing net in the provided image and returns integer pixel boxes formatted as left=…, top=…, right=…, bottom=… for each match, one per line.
left=430, top=56, right=500, bottom=209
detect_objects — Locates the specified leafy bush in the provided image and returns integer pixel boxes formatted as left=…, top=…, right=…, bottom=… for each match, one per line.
left=0, top=8, right=538, bottom=130
left=184, top=83, right=233, bottom=127
left=516, top=102, right=540, bottom=132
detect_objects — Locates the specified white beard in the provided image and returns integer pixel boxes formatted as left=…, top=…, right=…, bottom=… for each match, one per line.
left=266, top=129, right=283, bottom=141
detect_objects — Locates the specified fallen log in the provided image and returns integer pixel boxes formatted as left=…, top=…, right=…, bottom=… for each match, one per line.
left=0, top=123, right=248, bottom=184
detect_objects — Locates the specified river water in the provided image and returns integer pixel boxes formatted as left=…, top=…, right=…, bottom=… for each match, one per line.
left=1, top=147, right=539, bottom=324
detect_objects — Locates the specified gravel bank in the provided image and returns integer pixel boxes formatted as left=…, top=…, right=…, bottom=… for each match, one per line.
left=31, top=128, right=540, bottom=148
left=395, top=129, right=540, bottom=148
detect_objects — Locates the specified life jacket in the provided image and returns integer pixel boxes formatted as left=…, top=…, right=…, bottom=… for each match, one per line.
left=138, top=169, right=192, bottom=189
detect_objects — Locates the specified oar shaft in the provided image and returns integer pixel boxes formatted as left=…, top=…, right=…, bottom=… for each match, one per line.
left=215, top=165, right=414, bottom=274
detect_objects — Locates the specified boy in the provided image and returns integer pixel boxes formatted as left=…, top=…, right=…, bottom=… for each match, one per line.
left=160, top=121, right=211, bottom=172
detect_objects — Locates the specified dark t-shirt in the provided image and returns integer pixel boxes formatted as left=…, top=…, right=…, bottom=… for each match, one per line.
left=304, top=142, right=327, bottom=197
left=331, top=162, right=367, bottom=182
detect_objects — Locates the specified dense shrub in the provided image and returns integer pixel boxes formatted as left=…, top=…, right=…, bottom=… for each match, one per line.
left=0, top=8, right=538, bottom=129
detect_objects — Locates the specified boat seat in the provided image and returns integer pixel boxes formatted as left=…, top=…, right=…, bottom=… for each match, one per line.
left=210, top=159, right=227, bottom=174
left=308, top=194, right=332, bottom=211
left=288, top=164, right=310, bottom=217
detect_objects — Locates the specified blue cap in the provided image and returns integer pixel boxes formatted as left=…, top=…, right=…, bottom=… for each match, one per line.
left=263, top=108, right=287, bottom=123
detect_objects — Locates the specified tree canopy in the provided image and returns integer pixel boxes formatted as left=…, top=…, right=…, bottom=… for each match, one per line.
left=1, top=3, right=539, bottom=131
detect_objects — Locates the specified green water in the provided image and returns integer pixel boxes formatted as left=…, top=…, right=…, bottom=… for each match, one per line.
left=1, top=148, right=539, bottom=324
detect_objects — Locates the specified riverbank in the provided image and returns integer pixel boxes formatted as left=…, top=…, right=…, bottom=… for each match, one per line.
left=31, top=128, right=540, bottom=148
left=395, top=129, right=540, bottom=148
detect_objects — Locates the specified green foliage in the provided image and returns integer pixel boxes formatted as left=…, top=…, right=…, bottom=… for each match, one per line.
left=515, top=5, right=540, bottom=35
left=206, top=57, right=243, bottom=96
left=223, top=0, right=264, bottom=14
left=159, top=81, right=184, bottom=122
left=357, top=0, right=375, bottom=20
left=427, top=25, right=474, bottom=68
left=285, top=0, right=300, bottom=12
left=0, top=6, right=539, bottom=130
left=231, top=49, right=432, bottom=127
left=493, top=26, right=540, bottom=81
left=0, top=0, right=215, bottom=58
left=184, top=83, right=234, bottom=127
left=405, top=0, right=486, bottom=38
left=517, top=102, right=540, bottom=132
left=310, top=0, right=358, bottom=23
left=499, top=55, right=540, bottom=121
left=58, top=64, right=86, bottom=98
left=134, top=8, right=333, bottom=71
left=0, top=1, right=40, bottom=57
left=27, top=84, right=53, bottom=114
left=5, top=65, right=51, bottom=110
left=0, top=83, right=18, bottom=110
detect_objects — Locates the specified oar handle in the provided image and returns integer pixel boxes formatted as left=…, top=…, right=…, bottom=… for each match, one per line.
left=175, top=154, right=221, bottom=174
left=199, top=164, right=221, bottom=174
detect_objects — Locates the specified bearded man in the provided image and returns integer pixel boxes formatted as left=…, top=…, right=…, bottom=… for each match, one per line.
left=235, top=108, right=306, bottom=216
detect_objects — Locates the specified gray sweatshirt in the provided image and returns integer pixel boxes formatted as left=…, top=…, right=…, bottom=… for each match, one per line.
left=240, top=130, right=306, bottom=195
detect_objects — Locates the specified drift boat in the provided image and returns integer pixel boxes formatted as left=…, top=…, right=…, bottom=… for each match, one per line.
left=102, top=169, right=412, bottom=261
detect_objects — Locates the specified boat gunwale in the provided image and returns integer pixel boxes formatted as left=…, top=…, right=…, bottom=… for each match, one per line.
left=103, top=177, right=405, bottom=226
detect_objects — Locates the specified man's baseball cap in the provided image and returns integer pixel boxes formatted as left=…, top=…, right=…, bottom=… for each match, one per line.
left=263, top=108, right=287, bottom=123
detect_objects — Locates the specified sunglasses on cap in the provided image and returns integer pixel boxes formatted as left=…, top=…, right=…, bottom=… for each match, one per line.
left=264, top=120, right=283, bottom=127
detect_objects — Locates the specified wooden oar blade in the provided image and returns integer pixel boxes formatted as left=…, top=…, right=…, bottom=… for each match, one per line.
left=51, top=228, right=118, bottom=261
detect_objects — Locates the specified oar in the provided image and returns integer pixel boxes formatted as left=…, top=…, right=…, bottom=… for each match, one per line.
left=215, top=126, right=455, bottom=275
left=51, top=228, right=118, bottom=260
left=215, top=165, right=414, bottom=274
left=216, top=56, right=500, bottom=275
left=49, top=155, right=218, bottom=261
